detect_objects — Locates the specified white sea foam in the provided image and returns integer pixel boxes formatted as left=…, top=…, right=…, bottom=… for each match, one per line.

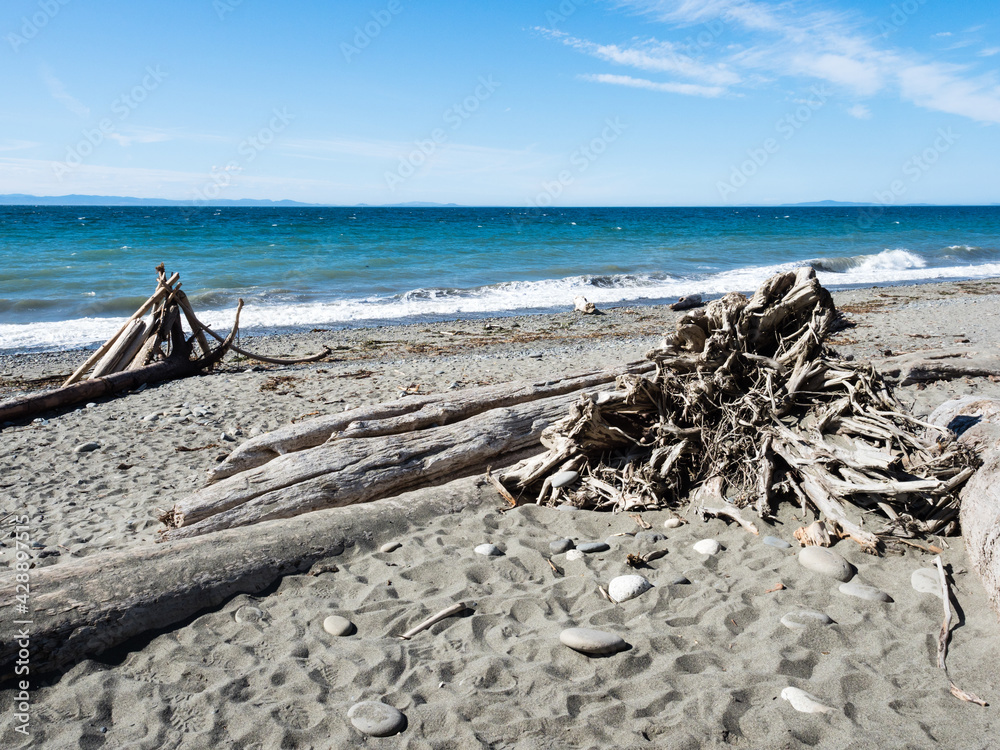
left=3, top=251, right=1000, bottom=353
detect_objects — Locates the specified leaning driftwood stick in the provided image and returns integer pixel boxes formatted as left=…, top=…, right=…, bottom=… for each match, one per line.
left=697, top=506, right=760, bottom=535
left=934, top=556, right=988, bottom=706
left=161, top=391, right=584, bottom=538
left=398, top=602, right=467, bottom=640
left=210, top=361, right=654, bottom=482
left=62, top=271, right=180, bottom=386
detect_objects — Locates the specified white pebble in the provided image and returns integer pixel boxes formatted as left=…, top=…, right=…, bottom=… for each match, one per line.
left=781, top=687, right=836, bottom=714
left=380, top=541, right=402, bottom=554
left=323, top=615, right=354, bottom=636
left=693, top=539, right=721, bottom=555
left=608, top=575, right=653, bottom=603
left=559, top=627, right=628, bottom=655
left=474, top=543, right=503, bottom=557
left=565, top=549, right=584, bottom=561
left=663, top=518, right=683, bottom=529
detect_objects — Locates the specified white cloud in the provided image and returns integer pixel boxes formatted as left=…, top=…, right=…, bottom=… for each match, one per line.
left=847, top=103, right=871, bottom=119
left=980, top=47, right=1000, bottom=58
left=932, top=32, right=953, bottom=38
left=898, top=63, right=1000, bottom=124
left=40, top=67, right=90, bottom=119
left=580, top=72, right=727, bottom=97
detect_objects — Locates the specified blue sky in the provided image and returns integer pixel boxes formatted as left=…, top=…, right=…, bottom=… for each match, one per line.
left=1, top=0, right=997, bottom=205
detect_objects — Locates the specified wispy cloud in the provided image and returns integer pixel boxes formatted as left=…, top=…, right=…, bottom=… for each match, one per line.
left=580, top=72, right=727, bottom=97
left=0, top=140, right=40, bottom=152
left=40, top=67, right=90, bottom=119
left=980, top=47, right=1000, bottom=58
left=106, top=127, right=179, bottom=147
left=847, top=103, right=871, bottom=119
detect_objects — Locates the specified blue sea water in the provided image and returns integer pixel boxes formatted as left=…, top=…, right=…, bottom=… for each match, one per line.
left=2, top=205, right=1000, bottom=353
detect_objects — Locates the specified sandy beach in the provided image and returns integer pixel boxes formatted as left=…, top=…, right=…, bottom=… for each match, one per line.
left=3, top=278, right=1000, bottom=749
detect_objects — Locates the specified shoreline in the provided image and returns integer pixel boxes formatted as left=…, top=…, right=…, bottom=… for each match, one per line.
left=2, top=274, right=1000, bottom=747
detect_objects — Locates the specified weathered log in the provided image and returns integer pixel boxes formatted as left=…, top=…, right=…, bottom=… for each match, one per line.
left=882, top=347, right=1000, bottom=385
left=161, top=390, right=587, bottom=539
left=0, top=475, right=485, bottom=679
left=210, top=362, right=654, bottom=482
left=929, top=397, right=1000, bottom=617
left=669, top=294, right=703, bottom=311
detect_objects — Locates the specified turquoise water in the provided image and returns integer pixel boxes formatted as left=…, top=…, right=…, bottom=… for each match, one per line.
left=2, top=205, right=1000, bottom=352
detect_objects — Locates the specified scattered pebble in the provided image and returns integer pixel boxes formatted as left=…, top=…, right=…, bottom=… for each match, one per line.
left=75, top=441, right=101, bottom=454
left=780, top=610, right=835, bottom=629
left=911, top=568, right=944, bottom=599
left=577, top=542, right=610, bottom=554
left=763, top=536, right=792, bottom=549
left=559, top=627, right=629, bottom=656
left=565, top=549, right=585, bottom=561
left=474, top=543, right=503, bottom=557
left=693, top=539, right=721, bottom=555
left=323, top=615, right=355, bottom=636
left=670, top=574, right=691, bottom=585
left=780, top=687, right=836, bottom=714
left=798, top=547, right=855, bottom=582
left=234, top=605, right=265, bottom=624
left=839, top=581, right=893, bottom=602
left=220, top=432, right=235, bottom=442
left=85, top=402, right=97, bottom=408
left=635, top=531, right=666, bottom=545
left=380, top=541, right=402, bottom=554
left=141, top=412, right=160, bottom=422
left=347, top=701, right=406, bottom=737
left=549, top=538, right=574, bottom=554
left=608, top=574, right=653, bottom=603
left=663, top=518, right=683, bottom=529
left=550, top=470, right=580, bottom=488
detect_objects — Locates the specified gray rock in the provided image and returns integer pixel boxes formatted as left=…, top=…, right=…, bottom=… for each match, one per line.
left=323, top=615, right=355, bottom=636
left=577, top=542, right=609, bottom=554
left=474, top=543, right=503, bottom=557
left=763, top=536, right=792, bottom=549
left=380, top=541, right=402, bottom=554
left=635, top=531, right=666, bottom=545
left=911, top=568, right=944, bottom=599
left=839, top=582, right=892, bottom=602
left=559, top=627, right=629, bottom=655
left=550, top=470, right=580, bottom=488
left=549, top=538, right=575, bottom=554
left=798, top=547, right=855, bottom=582
left=220, top=432, right=236, bottom=442
left=693, top=539, right=721, bottom=555
left=348, top=701, right=406, bottom=737
left=75, top=442, right=100, bottom=454
left=780, top=610, right=835, bottom=629
left=608, top=574, right=653, bottom=603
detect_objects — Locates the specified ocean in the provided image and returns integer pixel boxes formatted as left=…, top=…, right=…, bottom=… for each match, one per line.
left=2, top=205, right=999, bottom=353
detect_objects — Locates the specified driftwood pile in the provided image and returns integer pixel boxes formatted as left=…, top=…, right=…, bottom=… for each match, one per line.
left=498, top=267, right=976, bottom=554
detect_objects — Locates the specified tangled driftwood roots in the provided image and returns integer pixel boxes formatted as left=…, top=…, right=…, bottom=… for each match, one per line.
left=499, top=267, right=976, bottom=554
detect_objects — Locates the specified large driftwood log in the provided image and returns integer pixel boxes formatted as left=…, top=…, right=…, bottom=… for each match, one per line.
left=161, top=390, right=589, bottom=539
left=211, top=362, right=654, bottom=481
left=882, top=347, right=1000, bottom=385
left=929, top=397, right=1000, bottom=617
left=0, top=476, right=484, bottom=679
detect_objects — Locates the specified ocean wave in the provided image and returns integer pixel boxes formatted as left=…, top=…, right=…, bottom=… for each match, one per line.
left=809, top=248, right=926, bottom=274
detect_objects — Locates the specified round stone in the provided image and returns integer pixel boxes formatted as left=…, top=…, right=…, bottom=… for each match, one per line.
left=780, top=687, right=835, bottom=714
left=693, top=539, right=721, bottom=555
left=474, top=543, right=503, bottom=557
left=234, top=605, right=265, bottom=623
left=608, top=574, right=653, bottom=603
left=348, top=701, right=406, bottom=737
left=323, top=615, right=355, bottom=636
left=839, top=581, right=893, bottom=602
left=550, top=470, right=580, bottom=488
left=911, top=568, right=944, bottom=599
left=763, top=536, right=792, bottom=549
left=559, top=627, right=628, bottom=655
left=565, top=549, right=584, bottom=561
left=635, top=531, right=666, bottom=545
left=798, top=547, right=855, bottom=582
left=379, top=541, right=401, bottom=554
left=577, top=542, right=610, bottom=554
left=75, top=442, right=100, bottom=454
left=549, top=538, right=575, bottom=554
left=780, top=610, right=835, bottom=630
left=663, top=518, right=683, bottom=529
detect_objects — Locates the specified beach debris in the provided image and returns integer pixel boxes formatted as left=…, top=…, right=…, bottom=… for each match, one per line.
left=545, top=557, right=563, bottom=576
left=669, top=294, right=703, bottom=311
left=607, top=574, right=653, bottom=603
left=694, top=484, right=760, bottom=535
left=780, top=610, right=833, bottom=629
left=559, top=627, right=629, bottom=655
left=798, top=547, right=855, bottom=582
left=838, top=581, right=893, bottom=602
left=348, top=701, right=407, bottom=737
left=629, top=512, right=652, bottom=529
left=933, top=556, right=989, bottom=706
left=765, top=583, right=786, bottom=594
left=399, top=601, right=467, bottom=640
left=780, top=687, right=836, bottom=714
left=573, top=295, right=598, bottom=314
left=322, top=615, right=355, bottom=636
left=794, top=521, right=833, bottom=547
left=693, top=539, right=722, bottom=555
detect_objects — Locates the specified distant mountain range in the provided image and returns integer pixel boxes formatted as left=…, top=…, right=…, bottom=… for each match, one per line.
left=0, top=194, right=463, bottom=208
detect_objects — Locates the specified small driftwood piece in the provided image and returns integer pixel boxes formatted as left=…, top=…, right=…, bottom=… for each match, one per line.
left=794, top=521, right=833, bottom=547
left=669, top=294, right=703, bottom=311
left=210, top=362, right=654, bottom=481
left=497, top=267, right=975, bottom=554
left=573, top=296, right=598, bottom=315
left=398, top=602, right=467, bottom=640
left=934, top=556, right=988, bottom=706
